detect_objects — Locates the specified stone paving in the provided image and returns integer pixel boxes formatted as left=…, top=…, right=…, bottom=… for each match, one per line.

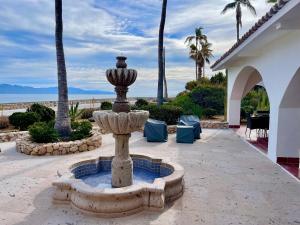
left=0, top=129, right=299, bottom=225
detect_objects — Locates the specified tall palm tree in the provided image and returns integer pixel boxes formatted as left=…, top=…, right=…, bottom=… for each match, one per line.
left=185, top=27, right=207, bottom=80
left=163, top=47, right=168, bottom=100
left=200, top=41, right=213, bottom=77
left=221, top=0, right=256, bottom=41
left=157, top=0, right=167, bottom=106
left=54, top=0, right=71, bottom=137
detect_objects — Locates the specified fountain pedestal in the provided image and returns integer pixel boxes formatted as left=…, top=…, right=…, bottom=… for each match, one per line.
left=112, top=134, right=132, bottom=187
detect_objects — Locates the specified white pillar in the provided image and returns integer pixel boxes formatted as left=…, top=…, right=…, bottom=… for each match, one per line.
left=228, top=99, right=241, bottom=127
left=267, top=104, right=279, bottom=162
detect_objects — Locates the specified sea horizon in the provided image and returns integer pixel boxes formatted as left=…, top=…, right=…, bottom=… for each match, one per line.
left=0, top=93, right=159, bottom=104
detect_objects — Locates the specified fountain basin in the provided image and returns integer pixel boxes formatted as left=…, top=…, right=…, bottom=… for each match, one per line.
left=52, top=154, right=184, bottom=217
left=93, top=110, right=149, bottom=134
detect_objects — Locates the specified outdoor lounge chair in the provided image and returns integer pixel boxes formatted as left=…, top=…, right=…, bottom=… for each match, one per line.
left=144, top=119, right=168, bottom=142
left=176, top=125, right=194, bottom=144
left=179, top=115, right=202, bottom=139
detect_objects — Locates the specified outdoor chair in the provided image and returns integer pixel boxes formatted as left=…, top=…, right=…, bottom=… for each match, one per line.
left=179, top=115, right=202, bottom=139
left=144, top=119, right=168, bottom=142
left=176, top=125, right=194, bottom=144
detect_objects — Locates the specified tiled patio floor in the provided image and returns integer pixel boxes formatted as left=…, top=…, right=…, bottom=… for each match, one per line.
left=0, top=129, right=299, bottom=225
left=233, top=125, right=300, bottom=179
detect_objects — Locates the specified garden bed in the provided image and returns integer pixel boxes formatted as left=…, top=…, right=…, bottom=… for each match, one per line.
left=16, top=132, right=102, bottom=156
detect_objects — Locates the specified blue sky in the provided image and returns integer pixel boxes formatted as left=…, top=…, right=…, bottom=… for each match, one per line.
left=0, top=0, right=271, bottom=96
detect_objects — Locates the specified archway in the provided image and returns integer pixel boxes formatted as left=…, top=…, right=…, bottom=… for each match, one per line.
left=228, top=66, right=267, bottom=127
left=276, top=67, right=300, bottom=167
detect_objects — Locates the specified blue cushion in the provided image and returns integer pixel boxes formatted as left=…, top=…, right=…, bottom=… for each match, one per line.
left=144, top=119, right=168, bottom=142
left=176, top=125, right=194, bottom=144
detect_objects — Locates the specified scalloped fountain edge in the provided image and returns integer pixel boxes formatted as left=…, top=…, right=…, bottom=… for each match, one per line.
left=52, top=154, right=184, bottom=218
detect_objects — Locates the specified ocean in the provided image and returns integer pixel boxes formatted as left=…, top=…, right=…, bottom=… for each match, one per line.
left=0, top=94, right=116, bottom=104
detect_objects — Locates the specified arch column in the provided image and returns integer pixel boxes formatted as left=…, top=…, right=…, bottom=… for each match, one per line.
left=228, top=99, right=241, bottom=128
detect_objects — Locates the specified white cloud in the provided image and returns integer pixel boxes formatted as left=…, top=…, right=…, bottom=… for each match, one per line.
left=0, top=0, right=273, bottom=96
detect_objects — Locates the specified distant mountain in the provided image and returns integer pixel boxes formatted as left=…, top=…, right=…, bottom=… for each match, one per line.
left=0, top=84, right=114, bottom=95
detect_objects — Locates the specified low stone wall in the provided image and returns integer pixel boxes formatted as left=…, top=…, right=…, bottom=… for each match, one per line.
left=0, top=131, right=28, bottom=143
left=167, top=121, right=228, bottom=134
left=16, top=132, right=102, bottom=156
left=201, top=120, right=229, bottom=129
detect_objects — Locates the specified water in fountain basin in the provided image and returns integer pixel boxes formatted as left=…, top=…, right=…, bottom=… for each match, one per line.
left=81, top=167, right=160, bottom=189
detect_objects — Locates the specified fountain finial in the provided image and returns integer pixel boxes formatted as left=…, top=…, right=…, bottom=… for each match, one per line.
left=106, top=56, right=137, bottom=113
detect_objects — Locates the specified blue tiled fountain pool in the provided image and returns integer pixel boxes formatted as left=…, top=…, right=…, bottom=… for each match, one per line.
left=72, top=156, right=173, bottom=189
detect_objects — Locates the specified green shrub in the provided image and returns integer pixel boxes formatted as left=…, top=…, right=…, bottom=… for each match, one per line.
left=101, top=101, right=112, bottom=110
left=202, top=108, right=217, bottom=118
left=29, top=122, right=59, bottom=143
left=81, top=108, right=98, bottom=119
left=168, top=94, right=203, bottom=118
left=27, top=103, right=55, bottom=122
left=0, top=116, right=9, bottom=129
left=185, top=81, right=198, bottom=91
left=135, top=99, right=149, bottom=108
left=142, top=104, right=183, bottom=125
left=9, top=112, right=40, bottom=130
left=210, top=72, right=227, bottom=86
left=191, top=86, right=225, bottom=117
left=70, top=120, right=92, bottom=141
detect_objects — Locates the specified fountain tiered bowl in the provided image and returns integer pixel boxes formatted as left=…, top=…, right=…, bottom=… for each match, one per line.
left=52, top=56, right=184, bottom=217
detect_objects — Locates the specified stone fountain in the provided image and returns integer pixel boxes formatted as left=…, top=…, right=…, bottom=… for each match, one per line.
left=94, top=56, right=149, bottom=188
left=52, top=56, right=184, bottom=217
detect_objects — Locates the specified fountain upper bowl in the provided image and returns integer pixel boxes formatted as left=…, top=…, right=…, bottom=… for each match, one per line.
left=93, top=110, right=149, bottom=135
left=106, top=68, right=137, bottom=87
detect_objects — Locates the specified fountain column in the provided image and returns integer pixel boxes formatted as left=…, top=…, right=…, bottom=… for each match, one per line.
left=112, top=134, right=132, bottom=187
left=105, top=56, right=139, bottom=188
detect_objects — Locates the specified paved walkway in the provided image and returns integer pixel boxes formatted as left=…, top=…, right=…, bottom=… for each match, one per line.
left=0, top=129, right=299, bottom=225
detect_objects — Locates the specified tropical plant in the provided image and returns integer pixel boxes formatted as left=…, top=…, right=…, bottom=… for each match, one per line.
left=29, top=122, right=59, bottom=143
left=70, top=120, right=93, bottom=141
left=27, top=103, right=55, bottom=122
left=101, top=101, right=112, bottom=110
left=54, top=0, right=71, bottom=137
left=69, top=102, right=83, bottom=122
left=221, top=0, right=256, bottom=41
left=157, top=0, right=168, bottom=106
left=199, top=41, right=213, bottom=77
left=9, top=112, right=41, bottom=131
left=135, top=99, right=149, bottom=108
left=185, top=27, right=209, bottom=80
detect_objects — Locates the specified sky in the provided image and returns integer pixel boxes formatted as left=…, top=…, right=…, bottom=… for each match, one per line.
left=0, top=0, right=272, bottom=97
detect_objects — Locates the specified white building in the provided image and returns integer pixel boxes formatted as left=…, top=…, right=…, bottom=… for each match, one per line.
left=211, top=0, right=300, bottom=163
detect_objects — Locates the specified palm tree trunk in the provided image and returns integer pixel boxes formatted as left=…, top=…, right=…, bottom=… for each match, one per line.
left=203, top=61, right=205, bottom=77
left=54, top=0, right=71, bottom=138
left=157, top=0, right=167, bottom=106
left=163, top=48, right=168, bottom=100
left=195, top=61, right=198, bottom=80
left=236, top=20, right=240, bottom=41
left=197, top=64, right=202, bottom=80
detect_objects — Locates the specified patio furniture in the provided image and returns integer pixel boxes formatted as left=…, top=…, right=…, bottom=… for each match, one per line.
left=179, top=115, right=202, bottom=139
left=144, top=119, right=168, bottom=142
left=245, top=114, right=269, bottom=138
left=176, top=125, right=194, bottom=144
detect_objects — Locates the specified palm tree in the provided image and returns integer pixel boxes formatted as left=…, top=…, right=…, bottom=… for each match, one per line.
left=157, top=0, right=167, bottom=106
left=199, top=41, right=213, bottom=77
left=163, top=47, right=168, bottom=100
left=221, top=0, right=256, bottom=41
left=185, top=27, right=207, bottom=80
left=54, top=0, right=71, bottom=137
